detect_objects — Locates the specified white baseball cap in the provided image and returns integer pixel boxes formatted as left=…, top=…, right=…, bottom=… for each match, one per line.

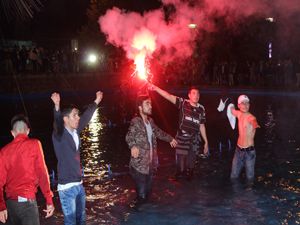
left=238, top=95, right=250, bottom=104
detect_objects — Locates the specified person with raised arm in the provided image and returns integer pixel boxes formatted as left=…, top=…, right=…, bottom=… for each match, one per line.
left=51, top=91, right=103, bottom=225
left=230, top=95, right=260, bottom=186
left=150, top=85, right=209, bottom=180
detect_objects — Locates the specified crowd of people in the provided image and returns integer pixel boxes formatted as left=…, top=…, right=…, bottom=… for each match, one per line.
left=160, top=58, right=300, bottom=88
left=0, top=85, right=260, bottom=224
left=0, top=45, right=121, bottom=75
left=0, top=45, right=77, bottom=75
left=1, top=44, right=300, bottom=89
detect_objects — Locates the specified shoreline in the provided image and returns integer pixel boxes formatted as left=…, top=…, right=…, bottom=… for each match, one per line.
left=1, top=72, right=300, bottom=97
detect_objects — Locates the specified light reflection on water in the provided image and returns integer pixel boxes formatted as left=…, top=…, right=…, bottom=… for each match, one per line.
left=81, top=108, right=108, bottom=177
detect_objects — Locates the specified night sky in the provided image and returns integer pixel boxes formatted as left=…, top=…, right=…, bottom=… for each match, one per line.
left=1, top=0, right=162, bottom=39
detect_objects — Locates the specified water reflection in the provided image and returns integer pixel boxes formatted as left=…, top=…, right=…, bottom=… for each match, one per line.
left=81, top=109, right=107, bottom=177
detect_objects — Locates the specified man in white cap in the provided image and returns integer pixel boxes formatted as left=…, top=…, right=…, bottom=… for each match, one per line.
left=230, top=95, right=260, bottom=185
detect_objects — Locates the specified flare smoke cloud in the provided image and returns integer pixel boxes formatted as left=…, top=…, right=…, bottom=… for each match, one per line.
left=99, top=0, right=300, bottom=62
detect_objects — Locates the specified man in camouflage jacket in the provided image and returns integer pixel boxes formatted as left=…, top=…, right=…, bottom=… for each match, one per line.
left=126, top=95, right=177, bottom=205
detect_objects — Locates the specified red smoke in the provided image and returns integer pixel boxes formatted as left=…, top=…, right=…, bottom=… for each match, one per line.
left=98, top=2, right=204, bottom=63
left=99, top=0, right=300, bottom=63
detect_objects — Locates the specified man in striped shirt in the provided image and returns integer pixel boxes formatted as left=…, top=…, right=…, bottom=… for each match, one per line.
left=150, top=85, right=209, bottom=180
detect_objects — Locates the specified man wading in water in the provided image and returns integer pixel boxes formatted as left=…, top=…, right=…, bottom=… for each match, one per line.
left=230, top=95, right=260, bottom=187
left=149, top=85, right=209, bottom=180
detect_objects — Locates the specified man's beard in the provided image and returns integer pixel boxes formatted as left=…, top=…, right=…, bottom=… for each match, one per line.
left=142, top=109, right=152, bottom=116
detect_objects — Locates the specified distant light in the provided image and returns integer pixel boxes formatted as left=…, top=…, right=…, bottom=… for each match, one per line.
left=188, top=23, right=197, bottom=29
left=266, top=17, right=274, bottom=22
left=87, top=54, right=97, bottom=64
left=268, top=42, right=272, bottom=59
left=71, top=39, right=78, bottom=52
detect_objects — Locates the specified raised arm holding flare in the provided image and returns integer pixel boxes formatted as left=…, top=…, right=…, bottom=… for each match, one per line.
left=150, top=84, right=209, bottom=181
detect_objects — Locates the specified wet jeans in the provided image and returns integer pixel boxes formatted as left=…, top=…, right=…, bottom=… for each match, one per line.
left=6, top=199, right=40, bottom=225
left=130, top=166, right=152, bottom=200
left=230, top=146, right=256, bottom=182
left=58, top=184, right=86, bottom=225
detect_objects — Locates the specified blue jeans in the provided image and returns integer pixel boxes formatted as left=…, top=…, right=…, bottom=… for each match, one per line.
left=6, top=199, right=39, bottom=225
left=230, top=147, right=256, bottom=182
left=58, top=184, right=86, bottom=225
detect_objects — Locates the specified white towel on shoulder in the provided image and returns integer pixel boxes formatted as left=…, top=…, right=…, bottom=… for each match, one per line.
left=227, top=103, right=236, bottom=130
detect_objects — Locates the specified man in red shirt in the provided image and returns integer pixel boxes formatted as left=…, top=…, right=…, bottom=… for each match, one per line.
left=0, top=115, right=54, bottom=225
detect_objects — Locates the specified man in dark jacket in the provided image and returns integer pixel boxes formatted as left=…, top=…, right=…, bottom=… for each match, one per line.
left=126, top=95, right=177, bottom=206
left=51, top=91, right=103, bottom=225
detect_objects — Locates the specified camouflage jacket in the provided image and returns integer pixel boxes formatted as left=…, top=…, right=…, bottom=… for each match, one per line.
left=126, top=116, right=173, bottom=174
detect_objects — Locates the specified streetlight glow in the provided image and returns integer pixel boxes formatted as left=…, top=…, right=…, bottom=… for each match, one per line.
left=87, top=53, right=97, bottom=64
left=266, top=17, right=274, bottom=22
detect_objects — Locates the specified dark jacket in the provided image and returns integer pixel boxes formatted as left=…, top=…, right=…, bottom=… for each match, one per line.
left=126, top=116, right=173, bottom=174
left=52, top=103, right=97, bottom=184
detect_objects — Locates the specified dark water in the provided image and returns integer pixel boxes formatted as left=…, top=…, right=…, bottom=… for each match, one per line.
left=1, top=88, right=300, bottom=225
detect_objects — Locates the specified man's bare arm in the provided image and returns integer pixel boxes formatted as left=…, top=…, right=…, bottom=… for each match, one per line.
left=150, top=84, right=177, bottom=105
left=200, top=124, right=209, bottom=155
left=249, top=115, right=260, bottom=128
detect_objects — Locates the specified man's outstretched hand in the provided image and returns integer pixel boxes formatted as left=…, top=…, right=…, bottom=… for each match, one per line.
left=51, top=92, right=60, bottom=111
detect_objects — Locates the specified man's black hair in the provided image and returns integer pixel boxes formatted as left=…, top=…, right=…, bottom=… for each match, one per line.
left=11, top=114, right=30, bottom=129
left=61, top=104, right=79, bottom=117
left=188, top=86, right=199, bottom=94
left=136, top=95, right=151, bottom=109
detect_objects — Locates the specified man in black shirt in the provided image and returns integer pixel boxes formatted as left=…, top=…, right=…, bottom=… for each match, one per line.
left=150, top=85, right=209, bottom=180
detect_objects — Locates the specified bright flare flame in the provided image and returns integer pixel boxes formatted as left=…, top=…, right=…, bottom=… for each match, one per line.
left=131, top=28, right=156, bottom=80
left=135, top=50, right=147, bottom=80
